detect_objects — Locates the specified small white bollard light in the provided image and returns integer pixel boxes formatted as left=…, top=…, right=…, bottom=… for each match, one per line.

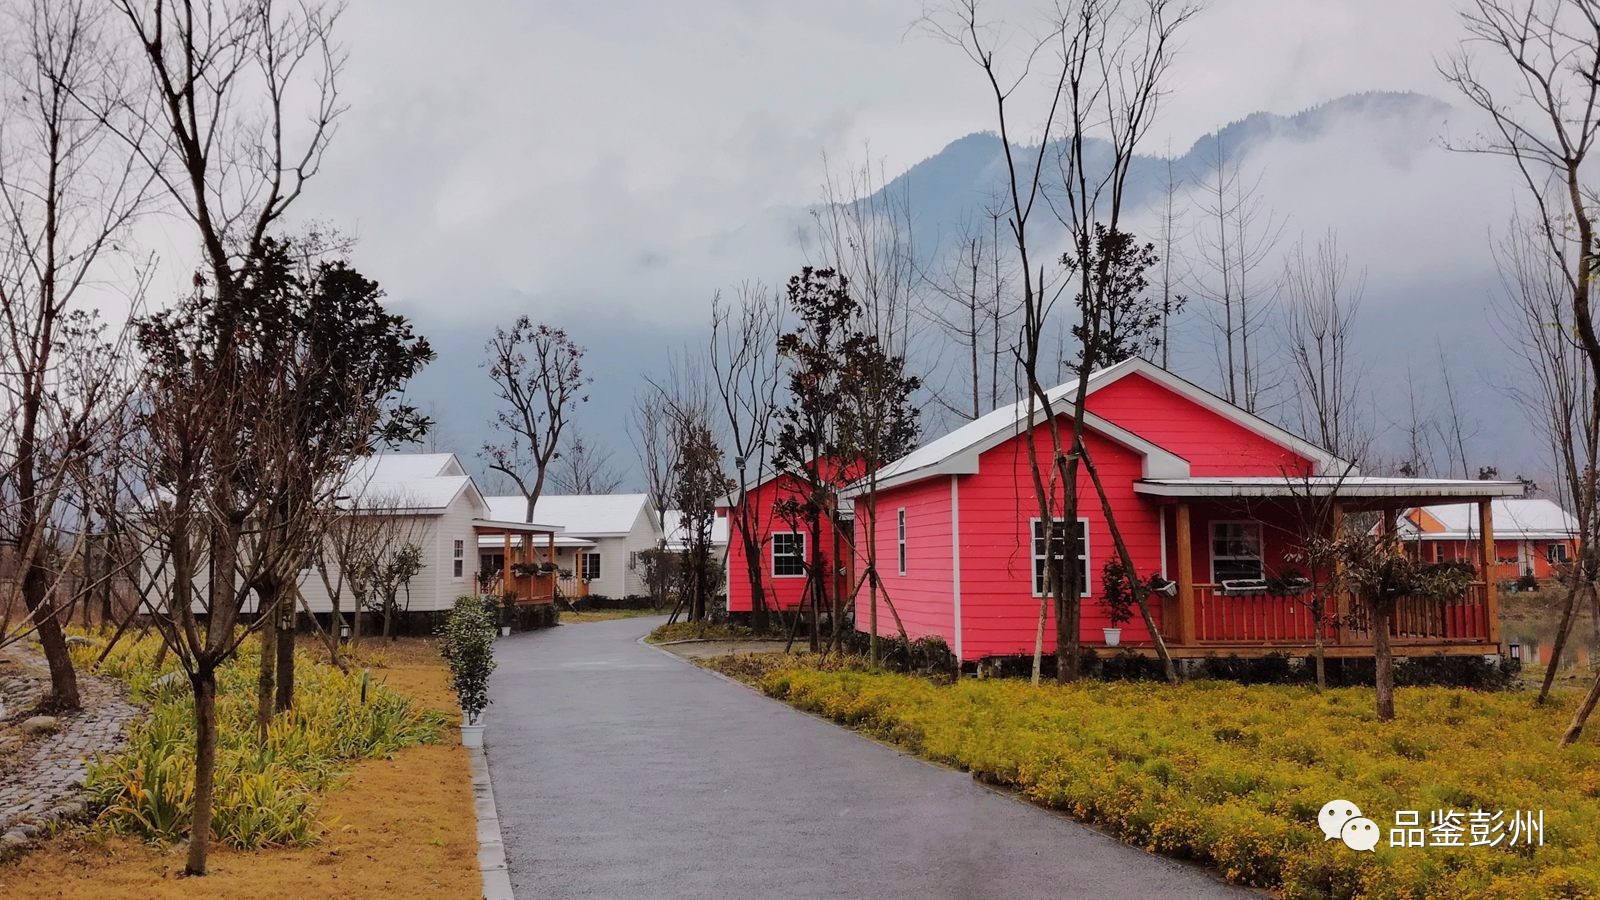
left=339, top=623, right=351, bottom=641
left=1509, top=642, right=1522, bottom=661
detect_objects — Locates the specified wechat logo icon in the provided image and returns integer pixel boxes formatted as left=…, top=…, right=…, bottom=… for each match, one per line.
left=1320, top=799, right=1379, bottom=851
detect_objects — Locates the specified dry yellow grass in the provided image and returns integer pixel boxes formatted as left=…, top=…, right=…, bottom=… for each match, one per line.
left=0, top=637, right=479, bottom=900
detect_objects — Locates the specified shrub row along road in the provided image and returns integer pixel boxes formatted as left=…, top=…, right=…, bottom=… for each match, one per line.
left=486, top=615, right=1242, bottom=899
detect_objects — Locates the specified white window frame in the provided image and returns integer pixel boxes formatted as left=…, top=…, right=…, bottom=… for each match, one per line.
left=1209, top=520, right=1264, bottom=584
left=452, top=539, right=465, bottom=578
left=1031, top=517, right=1090, bottom=598
left=1548, top=542, right=1571, bottom=564
left=771, top=532, right=806, bottom=578
left=581, top=552, right=601, bottom=581
left=896, top=508, right=907, bottom=576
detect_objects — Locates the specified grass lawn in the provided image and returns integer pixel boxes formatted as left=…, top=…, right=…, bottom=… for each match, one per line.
left=644, top=620, right=763, bottom=644
left=560, top=608, right=665, bottom=624
left=706, top=654, right=1600, bottom=899
left=0, top=636, right=479, bottom=900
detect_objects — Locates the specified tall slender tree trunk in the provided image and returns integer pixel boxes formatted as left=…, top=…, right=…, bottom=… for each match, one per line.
left=275, top=590, right=295, bottom=712
left=21, top=562, right=80, bottom=709
left=1563, top=666, right=1600, bottom=744
left=1373, top=601, right=1395, bottom=722
left=186, top=670, right=219, bottom=875
left=256, top=593, right=277, bottom=741
left=1540, top=580, right=1584, bottom=703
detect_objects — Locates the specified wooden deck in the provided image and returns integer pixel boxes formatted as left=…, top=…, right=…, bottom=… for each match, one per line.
left=1127, top=582, right=1499, bottom=658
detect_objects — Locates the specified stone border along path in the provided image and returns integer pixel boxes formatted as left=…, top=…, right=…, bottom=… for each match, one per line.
left=472, top=744, right=514, bottom=900
left=487, top=614, right=1244, bottom=900
left=0, top=647, right=142, bottom=859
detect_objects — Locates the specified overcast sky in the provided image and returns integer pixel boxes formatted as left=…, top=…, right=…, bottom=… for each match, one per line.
left=289, top=0, right=1465, bottom=329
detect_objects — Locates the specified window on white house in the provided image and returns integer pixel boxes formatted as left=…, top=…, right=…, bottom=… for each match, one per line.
left=581, top=553, right=601, bottom=581
left=1032, top=518, right=1089, bottom=596
left=897, top=508, right=907, bottom=576
left=1549, top=543, right=1571, bottom=564
left=452, top=540, right=465, bottom=578
left=1211, top=522, right=1264, bottom=583
left=772, top=532, right=806, bottom=577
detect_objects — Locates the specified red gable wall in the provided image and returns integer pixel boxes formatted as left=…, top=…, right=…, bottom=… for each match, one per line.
left=725, top=473, right=849, bottom=614
left=1084, top=372, right=1317, bottom=477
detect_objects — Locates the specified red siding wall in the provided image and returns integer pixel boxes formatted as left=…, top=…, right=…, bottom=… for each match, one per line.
left=724, top=474, right=847, bottom=613
left=1085, top=372, right=1316, bottom=476
left=953, top=426, right=1163, bottom=661
left=855, top=477, right=955, bottom=644
left=854, top=370, right=1329, bottom=662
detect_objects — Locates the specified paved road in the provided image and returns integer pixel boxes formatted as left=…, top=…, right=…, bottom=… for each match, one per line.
left=486, top=616, right=1243, bottom=899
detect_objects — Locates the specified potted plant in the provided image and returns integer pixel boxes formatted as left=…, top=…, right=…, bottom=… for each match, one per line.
left=440, top=594, right=497, bottom=748
left=499, top=591, right=516, bottom=637
left=1099, top=559, right=1140, bottom=647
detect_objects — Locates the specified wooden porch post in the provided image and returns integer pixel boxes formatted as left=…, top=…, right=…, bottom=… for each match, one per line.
left=1175, top=502, right=1195, bottom=645
left=1332, top=504, right=1348, bottom=645
left=502, top=531, right=511, bottom=599
left=548, top=531, right=557, bottom=601
left=1480, top=499, right=1500, bottom=645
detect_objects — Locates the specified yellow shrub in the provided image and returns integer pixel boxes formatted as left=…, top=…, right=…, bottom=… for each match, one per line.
left=81, top=633, right=444, bottom=849
left=748, top=663, right=1600, bottom=899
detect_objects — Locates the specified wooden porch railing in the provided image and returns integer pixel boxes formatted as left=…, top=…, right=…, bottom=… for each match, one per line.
left=1188, top=582, right=1490, bottom=646
left=556, top=574, right=589, bottom=600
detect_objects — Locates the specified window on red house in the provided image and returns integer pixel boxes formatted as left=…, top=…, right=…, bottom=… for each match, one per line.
left=1211, top=522, right=1264, bottom=583
left=772, top=532, right=806, bottom=577
left=1032, top=518, right=1088, bottom=596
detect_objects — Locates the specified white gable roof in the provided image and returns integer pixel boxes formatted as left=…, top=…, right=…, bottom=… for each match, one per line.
left=340, top=453, right=474, bottom=513
left=484, top=493, right=651, bottom=537
left=1408, top=498, right=1578, bottom=540
left=663, top=510, right=730, bottom=550
left=847, top=358, right=1347, bottom=497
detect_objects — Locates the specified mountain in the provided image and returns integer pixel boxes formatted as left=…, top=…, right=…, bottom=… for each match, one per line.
left=402, top=91, right=1542, bottom=487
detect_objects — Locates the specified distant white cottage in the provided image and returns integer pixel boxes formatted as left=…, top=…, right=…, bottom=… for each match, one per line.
left=297, top=453, right=560, bottom=616
left=480, top=493, right=662, bottom=600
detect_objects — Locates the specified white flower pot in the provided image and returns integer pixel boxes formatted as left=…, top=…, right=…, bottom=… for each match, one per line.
left=1102, top=627, right=1122, bottom=647
left=460, top=722, right=485, bottom=748
left=500, top=626, right=511, bottom=637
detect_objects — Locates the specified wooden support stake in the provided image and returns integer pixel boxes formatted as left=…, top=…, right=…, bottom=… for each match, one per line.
left=1480, top=499, right=1500, bottom=645
left=1175, top=503, right=1195, bottom=645
left=502, top=531, right=511, bottom=600
left=1332, top=503, right=1348, bottom=645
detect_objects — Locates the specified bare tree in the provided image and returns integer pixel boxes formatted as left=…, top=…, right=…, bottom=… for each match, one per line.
left=0, top=0, right=150, bottom=709
left=1493, top=219, right=1600, bottom=703
left=1153, top=145, right=1190, bottom=369
left=482, top=318, right=590, bottom=522
left=927, top=0, right=1196, bottom=684
left=709, top=284, right=783, bottom=631
left=1280, top=231, right=1370, bottom=462
left=549, top=424, right=624, bottom=495
left=921, top=213, right=1017, bottom=418
left=1192, top=137, right=1283, bottom=413
left=630, top=388, right=679, bottom=535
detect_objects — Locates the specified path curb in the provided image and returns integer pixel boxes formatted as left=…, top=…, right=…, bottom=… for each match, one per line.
left=470, top=745, right=514, bottom=900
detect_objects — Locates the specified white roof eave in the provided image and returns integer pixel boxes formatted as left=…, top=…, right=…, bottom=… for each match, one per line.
left=1132, top=479, right=1527, bottom=500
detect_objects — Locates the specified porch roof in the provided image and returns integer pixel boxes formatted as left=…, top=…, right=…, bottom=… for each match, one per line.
left=1133, top=476, right=1526, bottom=501
left=471, top=517, right=564, bottom=535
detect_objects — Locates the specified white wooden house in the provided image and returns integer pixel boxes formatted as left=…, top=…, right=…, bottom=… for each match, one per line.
left=480, top=493, right=662, bottom=599
left=297, top=453, right=560, bottom=616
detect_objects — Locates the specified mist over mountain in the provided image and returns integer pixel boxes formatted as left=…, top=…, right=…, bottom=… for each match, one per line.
left=402, top=90, right=1543, bottom=489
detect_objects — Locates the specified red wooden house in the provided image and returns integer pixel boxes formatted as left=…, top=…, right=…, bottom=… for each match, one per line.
left=1394, top=499, right=1579, bottom=583
left=720, top=470, right=854, bottom=618
left=844, top=358, right=1524, bottom=666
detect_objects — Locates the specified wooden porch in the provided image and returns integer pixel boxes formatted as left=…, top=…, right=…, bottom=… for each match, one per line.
left=473, top=518, right=566, bottom=605
left=1120, top=479, right=1519, bottom=659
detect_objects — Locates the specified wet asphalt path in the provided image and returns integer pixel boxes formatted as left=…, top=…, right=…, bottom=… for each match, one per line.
left=485, top=615, right=1243, bottom=899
